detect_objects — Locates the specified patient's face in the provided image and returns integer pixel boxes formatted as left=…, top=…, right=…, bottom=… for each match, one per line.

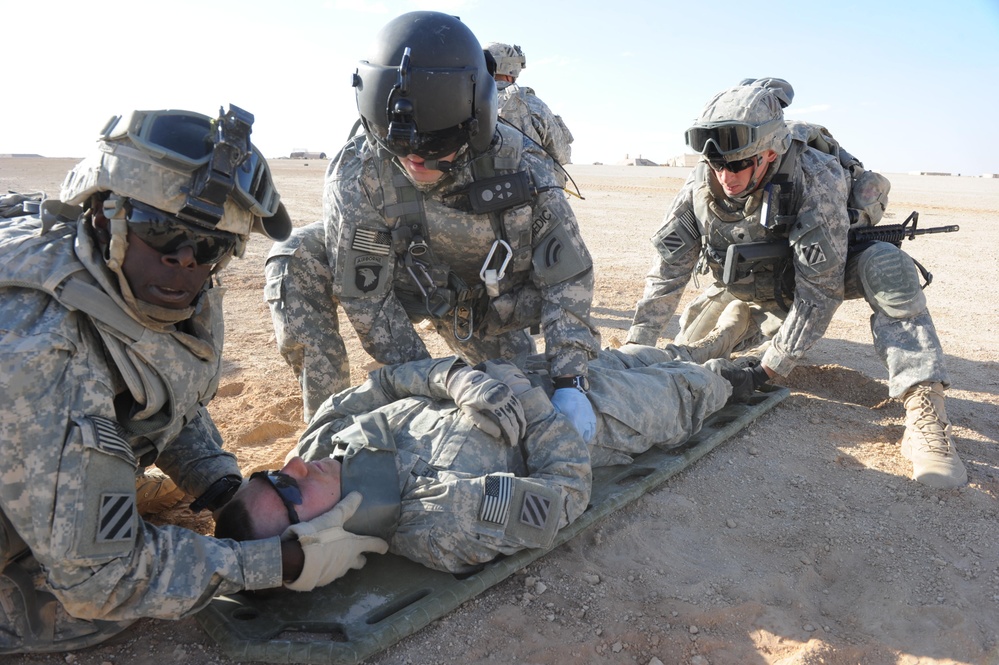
left=239, top=456, right=343, bottom=538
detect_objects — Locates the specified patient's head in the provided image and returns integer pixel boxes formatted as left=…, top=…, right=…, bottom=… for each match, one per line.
left=214, top=456, right=343, bottom=540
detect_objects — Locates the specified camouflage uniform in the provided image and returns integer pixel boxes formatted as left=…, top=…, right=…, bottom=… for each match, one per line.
left=292, top=346, right=730, bottom=573
left=496, top=80, right=574, bottom=167
left=628, top=133, right=948, bottom=399
left=267, top=125, right=599, bottom=419
left=0, top=211, right=282, bottom=652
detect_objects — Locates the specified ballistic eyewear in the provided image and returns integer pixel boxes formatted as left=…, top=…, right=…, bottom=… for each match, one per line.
left=100, top=109, right=281, bottom=218
left=685, top=118, right=782, bottom=157
left=124, top=199, right=240, bottom=265
left=707, top=156, right=758, bottom=173
left=249, top=470, right=303, bottom=525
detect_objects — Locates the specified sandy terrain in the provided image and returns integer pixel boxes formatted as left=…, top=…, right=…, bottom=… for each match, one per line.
left=2, top=156, right=998, bottom=665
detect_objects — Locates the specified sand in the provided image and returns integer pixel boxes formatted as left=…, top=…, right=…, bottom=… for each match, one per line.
left=1, top=156, right=997, bottom=665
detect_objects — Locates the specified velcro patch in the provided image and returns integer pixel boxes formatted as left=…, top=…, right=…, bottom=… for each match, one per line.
left=480, top=475, right=513, bottom=525
left=98, top=493, right=135, bottom=542
left=352, top=228, right=392, bottom=256
left=519, top=492, right=552, bottom=530
left=88, top=416, right=135, bottom=464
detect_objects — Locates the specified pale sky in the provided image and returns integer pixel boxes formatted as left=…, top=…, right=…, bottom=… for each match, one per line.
left=4, top=0, right=998, bottom=175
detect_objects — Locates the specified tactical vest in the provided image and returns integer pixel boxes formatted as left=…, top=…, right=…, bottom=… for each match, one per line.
left=366, top=128, right=537, bottom=336
left=0, top=204, right=224, bottom=459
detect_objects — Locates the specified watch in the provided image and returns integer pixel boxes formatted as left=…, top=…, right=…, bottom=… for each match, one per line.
left=552, top=375, right=590, bottom=393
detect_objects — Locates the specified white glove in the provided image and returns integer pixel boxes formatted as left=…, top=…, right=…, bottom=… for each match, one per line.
left=551, top=387, right=596, bottom=443
left=281, top=491, right=389, bottom=591
left=446, top=365, right=527, bottom=446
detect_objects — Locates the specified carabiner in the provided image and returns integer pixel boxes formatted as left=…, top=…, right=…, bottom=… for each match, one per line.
left=479, top=239, right=513, bottom=298
left=453, top=305, right=474, bottom=342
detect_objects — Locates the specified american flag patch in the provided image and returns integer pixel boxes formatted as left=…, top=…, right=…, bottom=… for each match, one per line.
left=480, top=475, right=513, bottom=525
left=90, top=416, right=135, bottom=463
left=352, top=228, right=392, bottom=256
left=519, top=492, right=552, bottom=530
left=800, top=242, right=827, bottom=266
left=98, top=493, right=135, bottom=542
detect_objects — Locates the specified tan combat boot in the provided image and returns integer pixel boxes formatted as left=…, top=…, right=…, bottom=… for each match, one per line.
left=135, top=467, right=187, bottom=516
left=682, top=300, right=751, bottom=364
left=899, top=382, right=967, bottom=489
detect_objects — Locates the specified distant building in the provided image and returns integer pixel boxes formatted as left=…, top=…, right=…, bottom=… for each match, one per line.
left=663, top=154, right=700, bottom=168
left=617, top=154, right=659, bottom=167
left=289, top=150, right=327, bottom=160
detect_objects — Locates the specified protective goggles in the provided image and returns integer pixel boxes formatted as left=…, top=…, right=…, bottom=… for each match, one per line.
left=249, top=470, right=302, bottom=525
left=685, top=118, right=782, bottom=157
left=707, top=156, right=758, bottom=173
left=124, top=199, right=240, bottom=265
left=100, top=109, right=280, bottom=218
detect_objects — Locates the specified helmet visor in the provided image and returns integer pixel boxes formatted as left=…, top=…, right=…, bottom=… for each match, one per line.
left=367, top=120, right=467, bottom=160
left=685, top=118, right=782, bottom=157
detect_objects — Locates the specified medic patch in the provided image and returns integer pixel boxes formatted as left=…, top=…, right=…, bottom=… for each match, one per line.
left=519, top=491, right=552, bottom=530
left=480, top=475, right=513, bottom=525
left=531, top=205, right=557, bottom=241
left=98, top=493, right=135, bottom=542
left=799, top=242, right=828, bottom=266
left=351, top=228, right=392, bottom=256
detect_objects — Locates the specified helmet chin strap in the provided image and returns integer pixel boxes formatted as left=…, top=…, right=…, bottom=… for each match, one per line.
left=102, top=198, right=195, bottom=330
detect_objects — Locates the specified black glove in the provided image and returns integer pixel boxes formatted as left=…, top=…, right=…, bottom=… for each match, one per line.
left=718, top=363, right=770, bottom=404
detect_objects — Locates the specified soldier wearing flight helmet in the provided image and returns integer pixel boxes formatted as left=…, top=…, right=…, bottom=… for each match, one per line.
left=265, top=11, right=599, bottom=442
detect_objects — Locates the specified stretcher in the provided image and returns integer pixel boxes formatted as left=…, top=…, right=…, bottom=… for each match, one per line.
left=196, top=386, right=789, bottom=664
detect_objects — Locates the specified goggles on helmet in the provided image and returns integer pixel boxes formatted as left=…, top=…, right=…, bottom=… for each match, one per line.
left=123, top=198, right=240, bottom=265
left=685, top=117, right=783, bottom=157
left=99, top=107, right=280, bottom=224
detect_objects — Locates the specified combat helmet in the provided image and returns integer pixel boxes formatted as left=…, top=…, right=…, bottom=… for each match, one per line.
left=353, top=11, right=497, bottom=158
left=685, top=80, right=793, bottom=163
left=485, top=42, right=526, bottom=79
left=60, top=105, right=291, bottom=245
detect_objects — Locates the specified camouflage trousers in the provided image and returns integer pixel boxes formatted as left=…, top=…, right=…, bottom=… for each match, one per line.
left=1, top=512, right=131, bottom=654
left=676, top=241, right=948, bottom=398
left=266, top=222, right=535, bottom=421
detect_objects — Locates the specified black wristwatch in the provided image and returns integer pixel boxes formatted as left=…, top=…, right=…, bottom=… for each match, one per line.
left=553, top=375, right=590, bottom=393
left=190, top=474, right=243, bottom=512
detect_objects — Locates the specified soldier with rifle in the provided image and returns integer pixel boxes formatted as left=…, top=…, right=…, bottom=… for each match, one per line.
left=626, top=77, right=967, bottom=489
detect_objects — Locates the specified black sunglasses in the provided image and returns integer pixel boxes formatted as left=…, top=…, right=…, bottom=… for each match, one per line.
left=249, top=470, right=303, bottom=525
left=124, top=199, right=240, bottom=265
left=707, top=156, right=758, bottom=173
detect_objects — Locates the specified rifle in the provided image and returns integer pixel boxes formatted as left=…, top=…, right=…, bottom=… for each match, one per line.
left=721, top=210, right=960, bottom=300
left=848, top=210, right=959, bottom=248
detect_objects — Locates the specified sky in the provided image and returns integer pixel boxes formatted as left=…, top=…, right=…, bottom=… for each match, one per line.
left=4, top=0, right=999, bottom=175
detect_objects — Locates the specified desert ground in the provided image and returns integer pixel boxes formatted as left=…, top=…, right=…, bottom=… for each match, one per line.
left=1, top=156, right=998, bottom=665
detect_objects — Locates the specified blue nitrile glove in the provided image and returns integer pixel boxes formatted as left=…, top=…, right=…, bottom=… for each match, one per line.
left=550, top=387, right=596, bottom=442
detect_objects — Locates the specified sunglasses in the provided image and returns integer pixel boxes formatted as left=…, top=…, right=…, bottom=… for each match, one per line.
left=124, top=199, right=239, bottom=265
left=707, top=156, right=758, bottom=173
left=249, top=470, right=303, bottom=525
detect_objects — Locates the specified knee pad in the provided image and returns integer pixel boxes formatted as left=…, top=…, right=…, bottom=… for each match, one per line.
left=855, top=242, right=926, bottom=318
